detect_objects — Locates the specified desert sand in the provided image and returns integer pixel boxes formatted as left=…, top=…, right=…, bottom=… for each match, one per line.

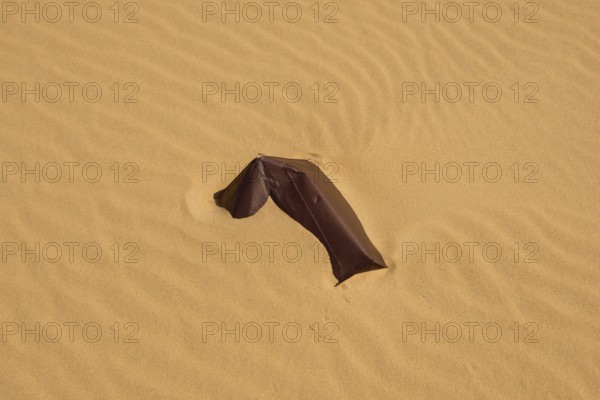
left=1, top=0, right=599, bottom=398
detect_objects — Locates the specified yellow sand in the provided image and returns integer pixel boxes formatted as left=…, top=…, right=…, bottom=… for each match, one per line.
left=1, top=0, right=599, bottom=398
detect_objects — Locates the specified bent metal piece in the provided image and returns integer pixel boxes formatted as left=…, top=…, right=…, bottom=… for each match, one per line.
left=213, top=156, right=387, bottom=285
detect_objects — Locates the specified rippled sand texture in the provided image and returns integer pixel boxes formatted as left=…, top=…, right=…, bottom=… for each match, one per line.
left=1, top=0, right=599, bottom=398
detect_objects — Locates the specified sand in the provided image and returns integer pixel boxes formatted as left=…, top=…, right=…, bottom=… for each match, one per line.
left=1, top=0, right=599, bottom=398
